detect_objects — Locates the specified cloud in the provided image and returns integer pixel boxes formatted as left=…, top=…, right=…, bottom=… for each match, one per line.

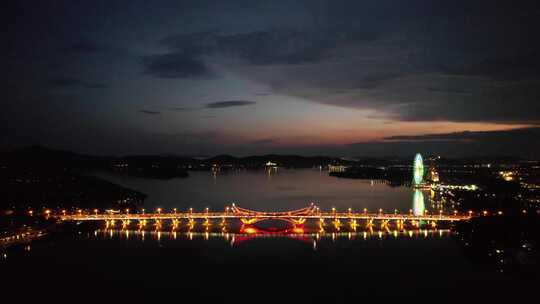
left=167, top=107, right=199, bottom=112
left=346, top=127, right=540, bottom=158
left=447, top=52, right=540, bottom=81
left=168, top=106, right=197, bottom=111
left=204, top=100, right=256, bottom=108
left=160, top=29, right=380, bottom=66
left=141, top=53, right=212, bottom=79
left=426, top=87, right=473, bottom=95
left=50, top=77, right=108, bottom=89
left=383, top=127, right=540, bottom=142
left=384, top=131, right=477, bottom=142
left=138, top=110, right=161, bottom=115
left=262, top=69, right=540, bottom=124
left=142, top=28, right=381, bottom=80
left=166, top=101, right=256, bottom=112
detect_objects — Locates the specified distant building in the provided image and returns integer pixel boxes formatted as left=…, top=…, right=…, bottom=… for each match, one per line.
left=328, top=165, right=348, bottom=173
left=429, top=167, right=440, bottom=183
left=265, top=161, right=277, bottom=168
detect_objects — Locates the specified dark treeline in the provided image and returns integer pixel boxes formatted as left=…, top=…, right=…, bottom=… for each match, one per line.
left=329, top=167, right=413, bottom=186
left=0, top=147, right=146, bottom=210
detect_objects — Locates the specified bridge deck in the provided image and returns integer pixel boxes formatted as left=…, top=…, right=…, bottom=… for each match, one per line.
left=59, top=212, right=470, bottom=222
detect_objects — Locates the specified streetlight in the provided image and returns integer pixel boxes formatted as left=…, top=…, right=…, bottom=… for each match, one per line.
left=173, top=208, right=177, bottom=214
left=94, top=209, right=98, bottom=215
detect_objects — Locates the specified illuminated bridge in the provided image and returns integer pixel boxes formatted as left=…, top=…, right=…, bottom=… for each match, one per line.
left=57, top=203, right=471, bottom=229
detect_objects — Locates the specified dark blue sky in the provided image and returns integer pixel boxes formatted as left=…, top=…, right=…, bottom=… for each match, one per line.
left=2, top=0, right=540, bottom=157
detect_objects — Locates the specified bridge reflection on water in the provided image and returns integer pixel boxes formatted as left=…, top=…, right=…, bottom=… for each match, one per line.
left=93, top=226, right=453, bottom=249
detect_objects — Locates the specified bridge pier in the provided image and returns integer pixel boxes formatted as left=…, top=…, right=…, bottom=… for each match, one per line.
left=138, top=219, right=147, bottom=228
left=203, top=218, right=211, bottom=227
left=105, top=219, right=116, bottom=228
left=332, top=218, right=341, bottom=231
left=188, top=218, right=196, bottom=229
left=318, top=218, right=325, bottom=232
left=349, top=219, right=358, bottom=231
left=366, top=218, right=374, bottom=229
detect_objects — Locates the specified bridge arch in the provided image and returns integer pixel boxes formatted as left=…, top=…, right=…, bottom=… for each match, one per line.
left=231, top=203, right=315, bottom=226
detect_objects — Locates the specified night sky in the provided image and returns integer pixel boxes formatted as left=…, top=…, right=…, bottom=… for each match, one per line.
left=3, top=1, right=540, bottom=157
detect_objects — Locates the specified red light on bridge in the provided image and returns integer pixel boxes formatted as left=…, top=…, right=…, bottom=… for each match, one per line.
left=292, top=227, right=304, bottom=234
left=243, top=227, right=257, bottom=234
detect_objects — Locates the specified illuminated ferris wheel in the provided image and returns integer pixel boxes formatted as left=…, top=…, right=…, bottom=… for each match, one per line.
left=413, top=153, right=424, bottom=186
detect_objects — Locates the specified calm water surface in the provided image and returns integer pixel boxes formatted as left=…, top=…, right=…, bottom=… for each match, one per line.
left=97, top=169, right=426, bottom=213
left=1, top=169, right=537, bottom=301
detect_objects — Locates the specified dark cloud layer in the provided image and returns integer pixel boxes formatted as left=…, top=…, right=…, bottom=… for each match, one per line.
left=166, top=101, right=256, bottom=111
left=142, top=28, right=380, bottom=79
left=3, top=1, right=540, bottom=156
left=204, top=100, right=256, bottom=109
left=384, top=128, right=540, bottom=143
left=141, top=54, right=211, bottom=79
left=211, top=127, right=540, bottom=158
left=347, top=127, right=540, bottom=158
left=138, top=110, right=161, bottom=115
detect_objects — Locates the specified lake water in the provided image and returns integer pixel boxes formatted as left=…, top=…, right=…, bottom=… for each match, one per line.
left=96, top=169, right=433, bottom=214
left=1, top=169, right=537, bottom=301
